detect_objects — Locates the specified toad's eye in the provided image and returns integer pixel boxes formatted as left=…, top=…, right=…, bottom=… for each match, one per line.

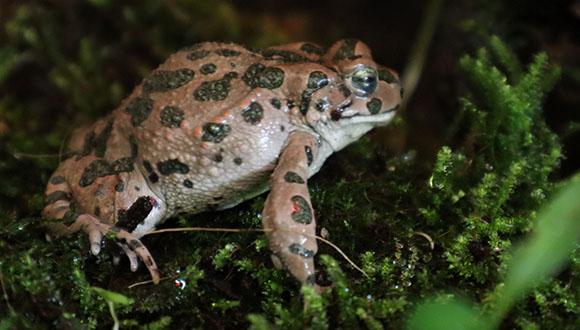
left=348, top=66, right=378, bottom=96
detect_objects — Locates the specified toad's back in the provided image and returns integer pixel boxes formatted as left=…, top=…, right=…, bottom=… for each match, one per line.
left=113, top=43, right=299, bottom=216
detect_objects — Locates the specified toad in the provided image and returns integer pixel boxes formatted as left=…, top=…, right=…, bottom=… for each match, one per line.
left=43, top=39, right=402, bottom=286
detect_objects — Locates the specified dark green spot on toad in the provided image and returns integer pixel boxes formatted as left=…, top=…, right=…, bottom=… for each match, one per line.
left=307, top=71, right=329, bottom=90
left=143, top=160, right=153, bottom=173
left=124, top=95, right=153, bottom=127
left=333, top=39, right=359, bottom=61
left=270, top=98, right=282, bottom=109
left=157, top=159, right=190, bottom=176
left=233, top=157, right=242, bottom=165
left=290, top=195, right=312, bottom=224
left=128, top=239, right=144, bottom=250
left=193, top=74, right=235, bottom=101
left=79, top=119, right=114, bottom=158
left=367, top=98, right=382, bottom=114
left=224, top=71, right=238, bottom=79
left=378, top=68, right=396, bottom=83
left=49, top=175, right=66, bottom=185
left=79, top=148, right=136, bottom=187
left=78, top=162, right=105, bottom=187
left=45, top=191, right=72, bottom=204
left=261, top=49, right=313, bottom=63
left=304, top=146, right=313, bottom=166
left=215, top=49, right=241, bottom=57
left=143, top=68, right=195, bottom=93
left=200, top=63, right=217, bottom=75
left=242, top=63, right=284, bottom=89
left=242, top=102, right=264, bottom=125
left=160, top=106, right=185, bottom=128
left=213, top=154, right=223, bottom=162
left=289, top=243, right=315, bottom=258
left=63, top=209, right=79, bottom=226
left=79, top=159, right=114, bottom=187
left=111, top=157, right=134, bottom=173
left=201, top=123, right=231, bottom=143
left=299, top=90, right=312, bottom=115
left=187, top=50, right=210, bottom=61
left=183, top=179, right=193, bottom=188
left=300, top=43, right=324, bottom=55
left=284, top=171, right=305, bottom=184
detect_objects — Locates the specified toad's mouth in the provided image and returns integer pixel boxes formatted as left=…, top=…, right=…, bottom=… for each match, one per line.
left=315, top=108, right=398, bottom=153
left=330, top=99, right=397, bottom=125
left=339, top=111, right=396, bottom=126
left=331, top=105, right=397, bottom=126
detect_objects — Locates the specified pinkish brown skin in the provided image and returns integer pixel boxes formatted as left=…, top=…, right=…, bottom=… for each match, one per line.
left=42, top=39, right=402, bottom=286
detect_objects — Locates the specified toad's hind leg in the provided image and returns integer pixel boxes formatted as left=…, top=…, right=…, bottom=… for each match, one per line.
left=262, top=131, right=319, bottom=286
left=42, top=167, right=161, bottom=284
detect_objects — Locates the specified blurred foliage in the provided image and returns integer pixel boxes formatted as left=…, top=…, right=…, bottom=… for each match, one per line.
left=408, top=175, right=580, bottom=330
left=0, top=0, right=578, bottom=329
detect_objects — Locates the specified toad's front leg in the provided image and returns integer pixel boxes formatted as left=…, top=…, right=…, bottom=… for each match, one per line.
left=263, top=131, right=319, bottom=285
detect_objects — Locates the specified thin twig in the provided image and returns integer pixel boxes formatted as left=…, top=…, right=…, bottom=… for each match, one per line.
left=414, top=231, right=435, bottom=250
left=11, top=152, right=64, bottom=159
left=147, top=227, right=265, bottom=235
left=314, top=234, right=368, bottom=277
left=144, top=226, right=367, bottom=277
left=128, top=276, right=172, bottom=289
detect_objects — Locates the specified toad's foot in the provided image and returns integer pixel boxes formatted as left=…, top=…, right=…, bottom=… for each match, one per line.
left=45, top=213, right=160, bottom=284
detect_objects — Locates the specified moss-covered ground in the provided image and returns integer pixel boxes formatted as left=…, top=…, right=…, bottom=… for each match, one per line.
left=1, top=1, right=578, bottom=329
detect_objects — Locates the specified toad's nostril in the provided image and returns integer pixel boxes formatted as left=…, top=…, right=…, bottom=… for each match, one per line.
left=330, top=99, right=354, bottom=121
left=330, top=108, right=343, bottom=121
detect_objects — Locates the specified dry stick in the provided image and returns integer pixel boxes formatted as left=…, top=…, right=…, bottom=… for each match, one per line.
left=12, top=126, right=75, bottom=160
left=131, top=226, right=368, bottom=288
left=0, top=271, right=15, bottom=314
left=11, top=152, right=64, bottom=159
left=148, top=227, right=367, bottom=275
left=399, top=0, right=444, bottom=112
left=414, top=231, right=435, bottom=250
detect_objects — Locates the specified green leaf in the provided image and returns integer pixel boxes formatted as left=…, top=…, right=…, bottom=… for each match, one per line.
left=301, top=285, right=328, bottom=330
left=0, top=47, right=21, bottom=84
left=142, top=316, right=172, bottom=330
left=491, top=174, right=580, bottom=322
left=488, top=35, right=522, bottom=82
left=91, top=287, right=134, bottom=306
left=407, top=297, right=486, bottom=330
left=247, top=314, right=272, bottom=330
